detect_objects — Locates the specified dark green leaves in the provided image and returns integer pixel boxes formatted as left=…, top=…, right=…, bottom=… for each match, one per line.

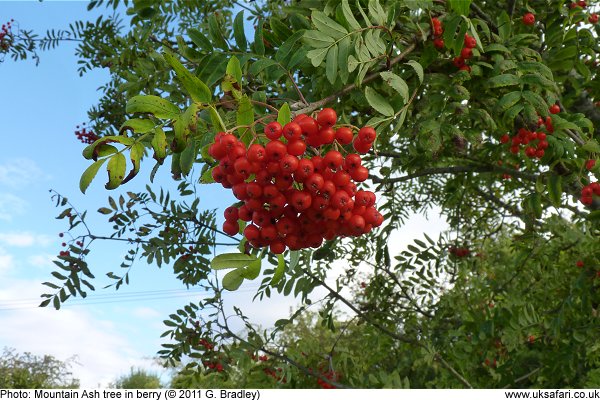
left=448, top=0, right=472, bottom=15
left=233, top=11, right=247, bottom=50
left=365, top=86, right=394, bottom=117
left=126, top=95, right=179, bottom=119
left=486, top=74, right=520, bottom=88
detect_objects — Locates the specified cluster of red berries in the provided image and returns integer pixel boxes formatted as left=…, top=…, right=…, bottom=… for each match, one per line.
left=569, top=0, right=588, bottom=9
left=580, top=182, right=600, bottom=206
left=316, top=370, right=341, bottom=389
left=198, top=338, right=214, bottom=350
left=0, top=19, right=14, bottom=51
left=210, top=109, right=383, bottom=254
left=522, top=13, right=536, bottom=26
left=449, top=246, right=471, bottom=258
left=430, top=17, right=444, bottom=50
left=74, top=123, right=99, bottom=144
left=202, top=361, right=224, bottom=372
left=500, top=127, right=549, bottom=159
left=452, top=33, right=477, bottom=73
left=263, top=367, right=287, bottom=383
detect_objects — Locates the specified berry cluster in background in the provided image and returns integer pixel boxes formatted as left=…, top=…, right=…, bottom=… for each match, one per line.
left=209, top=108, right=383, bottom=254
left=74, top=123, right=99, bottom=144
left=430, top=17, right=475, bottom=73
left=0, top=19, right=14, bottom=52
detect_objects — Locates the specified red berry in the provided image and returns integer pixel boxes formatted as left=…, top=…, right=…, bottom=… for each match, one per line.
left=317, top=108, right=337, bottom=128
left=357, top=126, right=376, bottom=143
left=353, top=138, right=372, bottom=154
left=287, top=139, right=307, bottom=156
left=247, top=144, right=266, bottom=163
left=224, top=206, right=239, bottom=221
left=522, top=13, right=535, bottom=26
left=334, top=127, right=353, bottom=145
left=460, top=47, right=473, bottom=59
left=323, top=150, right=344, bottom=170
left=586, top=159, right=596, bottom=171
left=265, top=140, right=287, bottom=161
left=590, top=14, right=598, bottom=24
left=282, top=122, right=302, bottom=141
left=223, top=220, right=239, bottom=236
left=296, top=116, right=319, bottom=136
left=264, top=121, right=283, bottom=140
left=453, top=56, right=466, bottom=68
left=576, top=260, right=584, bottom=268
left=500, top=134, right=510, bottom=144
left=464, top=34, right=477, bottom=49
left=433, top=38, right=444, bottom=50
left=350, top=166, right=369, bottom=182
left=319, top=127, right=336, bottom=145
left=549, top=104, right=560, bottom=114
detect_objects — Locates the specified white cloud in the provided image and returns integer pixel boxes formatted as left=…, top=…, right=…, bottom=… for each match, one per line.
left=0, top=193, right=26, bottom=221
left=0, top=232, right=53, bottom=247
left=27, top=253, right=56, bottom=268
left=0, top=158, right=47, bottom=188
left=131, top=306, right=161, bottom=319
left=0, top=247, right=14, bottom=274
left=0, top=278, right=163, bottom=387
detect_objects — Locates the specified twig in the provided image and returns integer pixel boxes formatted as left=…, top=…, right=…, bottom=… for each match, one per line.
left=503, top=367, right=541, bottom=388
left=470, top=3, right=498, bottom=32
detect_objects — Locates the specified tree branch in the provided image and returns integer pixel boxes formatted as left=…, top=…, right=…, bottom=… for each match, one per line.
left=293, top=42, right=417, bottom=115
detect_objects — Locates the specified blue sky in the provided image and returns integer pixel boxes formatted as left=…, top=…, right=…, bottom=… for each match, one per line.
left=0, top=0, right=447, bottom=387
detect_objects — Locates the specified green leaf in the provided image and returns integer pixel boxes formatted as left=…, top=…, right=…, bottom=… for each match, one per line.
left=380, top=71, right=409, bottom=103
left=105, top=152, right=127, bottom=190
left=254, top=21, right=265, bottom=55
left=236, top=95, right=254, bottom=142
left=307, top=47, right=329, bottom=67
left=271, top=254, right=286, bottom=286
left=163, top=50, right=212, bottom=103
left=222, top=269, right=244, bottom=291
left=337, top=35, right=351, bottom=82
left=151, top=127, right=167, bottom=162
left=188, top=28, right=213, bottom=51
left=123, top=142, right=144, bottom=183
left=179, top=140, right=196, bottom=176
left=200, top=166, right=215, bottom=184
left=233, top=11, right=247, bottom=50
left=367, top=0, right=386, bottom=25
left=249, top=58, right=278, bottom=75
left=365, top=86, right=394, bottom=117
left=312, top=10, right=348, bottom=39
left=303, top=30, right=335, bottom=48
left=342, top=0, right=361, bottom=30
left=547, top=174, right=562, bottom=207
left=278, top=103, right=291, bottom=125
left=348, top=55, right=359, bottom=72
left=449, top=0, right=472, bottom=15
left=226, top=56, right=243, bottom=86
left=496, top=91, right=522, bottom=113
left=240, top=258, right=261, bottom=280
left=126, top=95, right=179, bottom=119
left=208, top=13, right=228, bottom=50
left=211, top=253, right=258, bottom=270
left=326, top=45, right=339, bottom=84
left=522, top=91, right=549, bottom=116
left=119, top=118, right=155, bottom=134
left=80, top=159, right=106, bottom=194
left=497, top=11, right=511, bottom=41
left=487, top=74, right=520, bottom=88
left=582, top=139, right=600, bottom=153
left=405, top=60, right=423, bottom=84
left=275, top=31, right=305, bottom=64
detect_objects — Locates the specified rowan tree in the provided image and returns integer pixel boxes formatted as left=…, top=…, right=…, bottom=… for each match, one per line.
left=7, top=0, right=600, bottom=388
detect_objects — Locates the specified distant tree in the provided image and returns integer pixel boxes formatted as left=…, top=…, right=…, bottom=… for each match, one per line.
left=0, top=347, right=79, bottom=388
left=112, top=367, right=162, bottom=389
